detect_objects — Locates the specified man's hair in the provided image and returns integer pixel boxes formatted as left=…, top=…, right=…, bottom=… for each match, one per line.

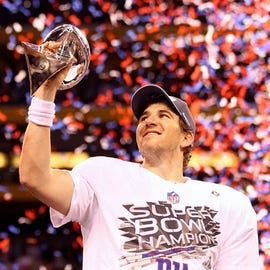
left=178, top=117, right=193, bottom=170
left=140, top=95, right=193, bottom=170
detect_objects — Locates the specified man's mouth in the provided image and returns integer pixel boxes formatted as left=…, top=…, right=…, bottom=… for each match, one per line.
left=143, top=130, right=161, bottom=137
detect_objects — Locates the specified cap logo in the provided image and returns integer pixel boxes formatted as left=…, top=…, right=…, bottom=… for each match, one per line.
left=169, top=96, right=177, bottom=102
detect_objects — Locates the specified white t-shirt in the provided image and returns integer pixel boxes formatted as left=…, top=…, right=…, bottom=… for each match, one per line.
left=50, top=156, right=259, bottom=270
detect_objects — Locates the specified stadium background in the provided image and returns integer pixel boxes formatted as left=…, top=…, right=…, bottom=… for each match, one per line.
left=0, top=0, right=269, bottom=269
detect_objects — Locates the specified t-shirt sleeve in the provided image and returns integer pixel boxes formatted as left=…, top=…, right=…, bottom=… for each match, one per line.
left=50, top=168, right=95, bottom=228
left=215, top=190, right=260, bottom=269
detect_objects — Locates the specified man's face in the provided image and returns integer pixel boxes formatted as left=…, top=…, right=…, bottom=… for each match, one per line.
left=136, top=102, right=184, bottom=157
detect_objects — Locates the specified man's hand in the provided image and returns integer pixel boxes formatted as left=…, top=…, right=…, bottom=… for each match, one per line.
left=33, top=63, right=71, bottom=101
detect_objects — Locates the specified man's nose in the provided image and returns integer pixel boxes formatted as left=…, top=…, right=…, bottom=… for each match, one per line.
left=144, top=115, right=157, bottom=126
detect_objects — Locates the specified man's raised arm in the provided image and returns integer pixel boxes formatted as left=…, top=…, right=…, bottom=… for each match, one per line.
left=19, top=65, right=74, bottom=215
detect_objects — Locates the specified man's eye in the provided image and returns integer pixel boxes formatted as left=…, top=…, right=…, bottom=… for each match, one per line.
left=139, top=116, right=147, bottom=122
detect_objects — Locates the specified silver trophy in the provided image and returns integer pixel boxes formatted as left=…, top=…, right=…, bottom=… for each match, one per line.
left=22, top=24, right=90, bottom=95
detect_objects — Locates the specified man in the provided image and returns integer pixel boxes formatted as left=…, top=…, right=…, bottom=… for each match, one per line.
left=19, top=66, right=260, bottom=269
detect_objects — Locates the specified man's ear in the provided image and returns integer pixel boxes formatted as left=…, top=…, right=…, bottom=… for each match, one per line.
left=180, top=131, right=194, bottom=148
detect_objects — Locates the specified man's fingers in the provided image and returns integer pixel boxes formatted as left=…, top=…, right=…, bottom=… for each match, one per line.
left=40, top=41, right=62, bottom=54
left=44, top=64, right=72, bottom=88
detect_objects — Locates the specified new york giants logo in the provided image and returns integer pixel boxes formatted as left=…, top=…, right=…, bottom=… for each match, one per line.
left=157, top=258, right=188, bottom=270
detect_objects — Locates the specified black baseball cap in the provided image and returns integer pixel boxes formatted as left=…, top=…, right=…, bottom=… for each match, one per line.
left=131, top=84, right=196, bottom=135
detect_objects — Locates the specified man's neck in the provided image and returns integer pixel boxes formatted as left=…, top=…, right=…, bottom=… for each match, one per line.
left=142, top=156, right=185, bottom=183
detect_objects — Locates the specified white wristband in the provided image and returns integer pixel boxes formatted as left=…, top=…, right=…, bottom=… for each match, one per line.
left=28, top=97, right=55, bottom=127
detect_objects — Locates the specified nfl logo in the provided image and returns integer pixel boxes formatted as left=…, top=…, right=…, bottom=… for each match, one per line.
left=167, top=191, right=180, bottom=204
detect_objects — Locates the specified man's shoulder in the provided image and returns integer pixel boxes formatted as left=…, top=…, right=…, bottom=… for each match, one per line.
left=188, top=179, right=250, bottom=204
left=186, top=180, right=255, bottom=221
left=90, top=156, right=136, bottom=165
left=76, top=156, right=138, bottom=170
